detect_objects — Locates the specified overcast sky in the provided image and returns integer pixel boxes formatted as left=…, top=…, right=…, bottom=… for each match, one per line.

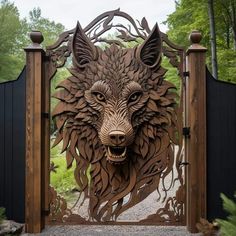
left=13, top=0, right=176, bottom=32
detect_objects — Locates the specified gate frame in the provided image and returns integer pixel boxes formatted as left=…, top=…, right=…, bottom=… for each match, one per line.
left=24, top=30, right=207, bottom=233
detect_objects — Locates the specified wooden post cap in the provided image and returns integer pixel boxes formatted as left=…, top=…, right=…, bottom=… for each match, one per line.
left=25, top=30, right=44, bottom=50
left=189, top=30, right=202, bottom=44
left=187, top=30, right=206, bottom=54
left=30, top=30, right=44, bottom=45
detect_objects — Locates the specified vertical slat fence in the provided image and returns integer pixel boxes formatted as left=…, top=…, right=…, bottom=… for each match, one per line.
left=0, top=68, right=26, bottom=223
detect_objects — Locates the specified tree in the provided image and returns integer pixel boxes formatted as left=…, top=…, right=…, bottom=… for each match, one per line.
left=0, top=0, right=27, bottom=82
left=165, top=0, right=236, bottom=83
left=218, top=0, right=236, bottom=50
left=0, top=2, right=65, bottom=82
left=0, top=0, right=22, bottom=54
left=208, top=0, right=218, bottom=79
left=28, top=7, right=65, bottom=47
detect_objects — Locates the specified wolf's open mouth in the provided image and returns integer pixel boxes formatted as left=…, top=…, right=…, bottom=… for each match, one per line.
left=106, top=146, right=127, bottom=163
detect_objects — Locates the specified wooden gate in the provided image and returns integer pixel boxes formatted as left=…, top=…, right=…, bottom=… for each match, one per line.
left=24, top=10, right=207, bottom=233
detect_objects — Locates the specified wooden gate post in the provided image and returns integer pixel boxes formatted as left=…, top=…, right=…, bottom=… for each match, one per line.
left=186, top=31, right=207, bottom=233
left=24, top=31, right=45, bottom=233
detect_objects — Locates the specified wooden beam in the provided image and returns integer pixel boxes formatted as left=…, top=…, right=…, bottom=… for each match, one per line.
left=24, top=31, right=44, bottom=233
left=186, top=31, right=207, bottom=233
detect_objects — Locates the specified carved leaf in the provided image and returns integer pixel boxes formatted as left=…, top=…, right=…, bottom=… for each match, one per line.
left=62, top=129, right=70, bottom=152
left=55, top=115, right=67, bottom=131
left=140, top=140, right=149, bottom=158
left=75, top=111, right=87, bottom=120
left=157, top=81, right=176, bottom=96
left=52, top=102, right=66, bottom=117
left=147, top=99, right=159, bottom=112
left=52, top=89, right=70, bottom=101
left=149, top=90, right=161, bottom=100
left=56, top=79, right=73, bottom=91
left=52, top=132, right=63, bottom=148
left=77, top=138, right=86, bottom=159
left=75, top=99, right=87, bottom=110
left=75, top=90, right=84, bottom=98
left=85, top=142, right=93, bottom=161
left=159, top=97, right=172, bottom=106
left=147, top=125, right=155, bottom=139
left=66, top=149, right=74, bottom=168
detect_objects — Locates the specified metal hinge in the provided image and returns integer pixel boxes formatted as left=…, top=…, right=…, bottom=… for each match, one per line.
left=183, top=71, right=189, bottom=77
left=183, top=127, right=190, bottom=138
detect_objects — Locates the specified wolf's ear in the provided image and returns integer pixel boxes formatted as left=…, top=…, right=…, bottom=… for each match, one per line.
left=136, top=23, right=162, bottom=68
left=72, top=21, right=97, bottom=68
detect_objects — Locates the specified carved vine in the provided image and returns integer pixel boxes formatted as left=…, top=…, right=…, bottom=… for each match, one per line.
left=46, top=9, right=184, bottom=72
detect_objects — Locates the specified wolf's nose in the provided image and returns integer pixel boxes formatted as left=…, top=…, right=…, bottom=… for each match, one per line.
left=109, top=131, right=126, bottom=145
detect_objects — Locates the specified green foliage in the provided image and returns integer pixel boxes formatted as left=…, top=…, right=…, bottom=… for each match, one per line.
left=162, top=56, right=180, bottom=93
left=29, top=7, right=65, bottom=47
left=0, top=207, right=6, bottom=224
left=0, top=0, right=23, bottom=54
left=164, top=0, right=210, bottom=49
left=217, top=192, right=236, bottom=236
left=0, top=54, right=24, bottom=82
left=0, top=0, right=27, bottom=82
left=165, top=0, right=236, bottom=83
left=0, top=1, right=65, bottom=82
left=218, top=49, right=236, bottom=83
left=50, top=145, right=78, bottom=195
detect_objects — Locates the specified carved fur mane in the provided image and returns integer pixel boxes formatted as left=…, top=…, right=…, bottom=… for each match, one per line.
left=52, top=22, right=178, bottom=221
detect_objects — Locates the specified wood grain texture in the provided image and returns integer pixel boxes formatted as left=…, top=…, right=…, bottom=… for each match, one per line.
left=186, top=43, right=207, bottom=233
left=25, top=49, right=44, bottom=233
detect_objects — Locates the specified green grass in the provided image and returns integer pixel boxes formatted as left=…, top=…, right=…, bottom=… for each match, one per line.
left=50, top=144, right=79, bottom=202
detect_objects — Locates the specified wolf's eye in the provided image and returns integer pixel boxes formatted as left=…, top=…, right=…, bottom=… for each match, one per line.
left=92, top=91, right=106, bottom=103
left=128, top=92, right=142, bottom=104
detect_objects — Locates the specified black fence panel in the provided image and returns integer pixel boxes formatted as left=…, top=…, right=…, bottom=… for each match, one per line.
left=206, top=68, right=236, bottom=221
left=0, top=67, right=26, bottom=223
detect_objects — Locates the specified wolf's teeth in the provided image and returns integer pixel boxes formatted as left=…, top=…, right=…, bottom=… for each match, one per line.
left=121, top=147, right=127, bottom=157
left=108, top=147, right=112, bottom=156
left=107, top=146, right=127, bottom=159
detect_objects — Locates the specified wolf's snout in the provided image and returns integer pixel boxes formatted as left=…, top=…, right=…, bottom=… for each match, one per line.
left=109, top=130, right=126, bottom=145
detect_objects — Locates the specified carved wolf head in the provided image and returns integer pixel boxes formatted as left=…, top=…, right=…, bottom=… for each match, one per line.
left=52, top=22, right=178, bottom=221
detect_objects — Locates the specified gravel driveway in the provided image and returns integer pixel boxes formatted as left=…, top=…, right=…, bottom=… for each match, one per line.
left=22, top=225, right=202, bottom=236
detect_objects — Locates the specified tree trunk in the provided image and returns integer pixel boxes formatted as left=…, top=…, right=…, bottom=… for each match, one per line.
left=231, top=0, right=236, bottom=50
left=208, top=0, right=218, bottom=79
